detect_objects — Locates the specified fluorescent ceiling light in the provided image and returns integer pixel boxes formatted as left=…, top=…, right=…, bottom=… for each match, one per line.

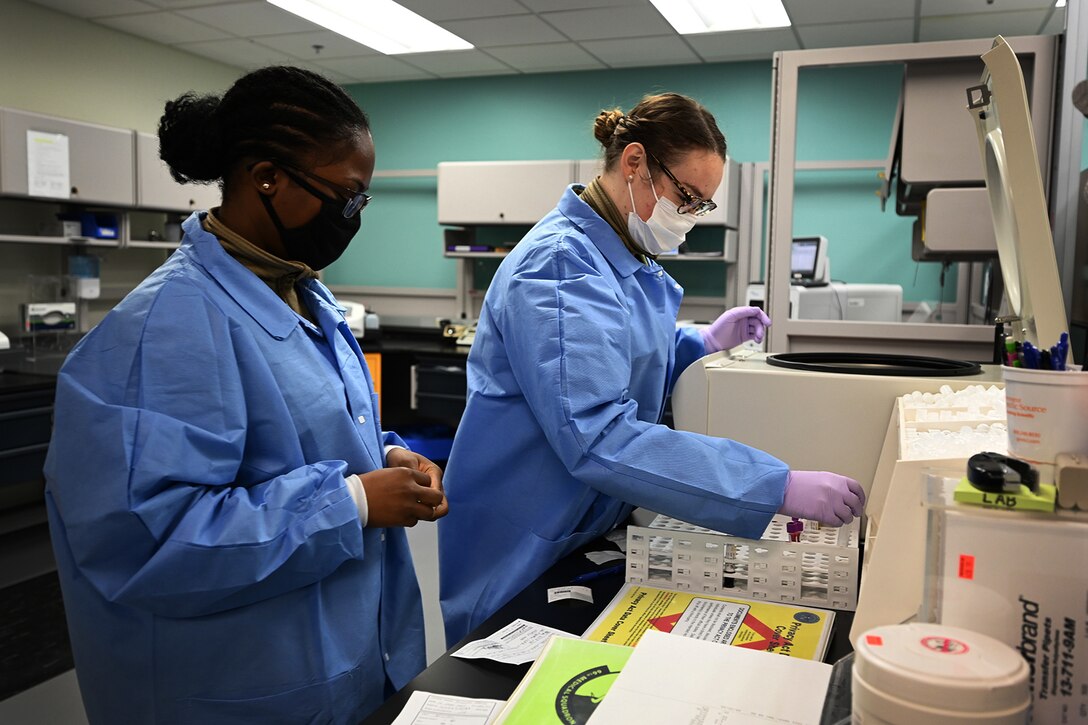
left=267, top=0, right=473, bottom=54
left=649, top=0, right=791, bottom=34
left=1055, top=0, right=1066, bottom=7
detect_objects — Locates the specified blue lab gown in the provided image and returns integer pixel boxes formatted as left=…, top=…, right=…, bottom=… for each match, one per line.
left=44, top=212, right=425, bottom=724
left=438, top=186, right=790, bottom=644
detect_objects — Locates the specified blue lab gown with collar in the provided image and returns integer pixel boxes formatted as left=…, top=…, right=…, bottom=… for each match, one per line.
left=44, top=212, right=424, bottom=724
left=438, top=185, right=790, bottom=644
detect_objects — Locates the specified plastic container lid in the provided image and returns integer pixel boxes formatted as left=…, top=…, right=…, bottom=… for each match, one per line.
left=853, top=623, right=1029, bottom=714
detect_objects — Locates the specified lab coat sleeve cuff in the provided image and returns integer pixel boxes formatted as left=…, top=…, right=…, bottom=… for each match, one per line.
left=344, top=474, right=368, bottom=526
left=384, top=443, right=406, bottom=455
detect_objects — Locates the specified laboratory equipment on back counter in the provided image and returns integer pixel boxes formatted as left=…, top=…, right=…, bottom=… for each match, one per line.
left=339, top=300, right=379, bottom=339
left=789, top=235, right=829, bottom=286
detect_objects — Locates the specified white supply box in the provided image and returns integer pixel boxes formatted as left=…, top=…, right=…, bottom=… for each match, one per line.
left=626, top=513, right=860, bottom=611
left=853, top=385, right=1006, bottom=641
left=924, top=476, right=1088, bottom=724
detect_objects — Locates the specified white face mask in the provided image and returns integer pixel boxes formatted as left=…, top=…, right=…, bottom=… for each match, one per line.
left=626, top=170, right=697, bottom=256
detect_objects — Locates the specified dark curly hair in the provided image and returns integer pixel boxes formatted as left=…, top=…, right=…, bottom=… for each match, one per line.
left=158, top=65, right=369, bottom=186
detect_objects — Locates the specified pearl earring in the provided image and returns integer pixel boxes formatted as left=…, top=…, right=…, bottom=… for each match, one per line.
left=262, top=183, right=270, bottom=189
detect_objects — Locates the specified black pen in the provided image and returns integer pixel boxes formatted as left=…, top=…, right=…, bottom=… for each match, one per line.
left=568, top=563, right=625, bottom=584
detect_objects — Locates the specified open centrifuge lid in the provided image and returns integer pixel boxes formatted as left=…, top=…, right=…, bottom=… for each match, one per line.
left=967, top=35, right=1068, bottom=351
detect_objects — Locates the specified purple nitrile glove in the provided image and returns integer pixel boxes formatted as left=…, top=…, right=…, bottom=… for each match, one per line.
left=700, top=306, right=773, bottom=353
left=779, top=470, right=866, bottom=526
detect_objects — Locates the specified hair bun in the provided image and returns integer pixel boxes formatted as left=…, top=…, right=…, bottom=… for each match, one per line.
left=158, top=92, right=225, bottom=184
left=593, top=108, right=626, bottom=147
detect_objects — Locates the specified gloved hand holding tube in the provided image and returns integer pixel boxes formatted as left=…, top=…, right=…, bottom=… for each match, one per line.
left=779, top=470, right=865, bottom=526
left=700, top=306, right=772, bottom=353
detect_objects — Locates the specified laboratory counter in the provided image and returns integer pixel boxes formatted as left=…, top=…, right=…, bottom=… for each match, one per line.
left=361, top=533, right=856, bottom=725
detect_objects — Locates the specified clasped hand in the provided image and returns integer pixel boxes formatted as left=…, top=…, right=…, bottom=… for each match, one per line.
left=360, top=448, right=449, bottom=528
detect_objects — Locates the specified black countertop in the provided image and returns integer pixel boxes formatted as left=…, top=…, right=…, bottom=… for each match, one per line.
left=0, top=371, right=57, bottom=395
left=361, top=536, right=855, bottom=724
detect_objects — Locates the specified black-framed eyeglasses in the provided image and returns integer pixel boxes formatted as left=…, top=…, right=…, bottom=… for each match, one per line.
left=648, top=152, right=717, bottom=217
left=277, top=163, right=372, bottom=218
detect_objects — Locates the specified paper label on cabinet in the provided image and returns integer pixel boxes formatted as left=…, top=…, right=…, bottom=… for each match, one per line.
left=27, top=130, right=70, bottom=199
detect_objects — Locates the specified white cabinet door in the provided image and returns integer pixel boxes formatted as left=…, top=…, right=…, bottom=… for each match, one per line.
left=437, top=160, right=574, bottom=224
left=135, top=132, right=220, bottom=212
left=0, top=108, right=135, bottom=206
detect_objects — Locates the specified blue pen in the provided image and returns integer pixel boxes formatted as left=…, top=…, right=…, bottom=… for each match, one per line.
left=1022, top=341, right=1037, bottom=369
left=569, top=563, right=625, bottom=585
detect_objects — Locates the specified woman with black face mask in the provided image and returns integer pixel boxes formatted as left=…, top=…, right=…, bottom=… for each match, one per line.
left=43, top=66, right=447, bottom=724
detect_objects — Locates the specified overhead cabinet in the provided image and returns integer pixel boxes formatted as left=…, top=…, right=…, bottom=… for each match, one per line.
left=437, top=160, right=575, bottom=224
left=0, top=108, right=135, bottom=207
left=135, top=132, right=220, bottom=213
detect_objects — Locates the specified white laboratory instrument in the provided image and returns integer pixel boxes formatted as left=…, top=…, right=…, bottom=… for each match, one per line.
left=339, top=301, right=378, bottom=338
left=747, top=283, right=902, bottom=323
left=672, top=351, right=1002, bottom=500
left=0, top=330, right=9, bottom=350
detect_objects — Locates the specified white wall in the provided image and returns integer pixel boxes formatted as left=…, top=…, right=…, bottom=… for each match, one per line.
left=0, top=0, right=240, bottom=132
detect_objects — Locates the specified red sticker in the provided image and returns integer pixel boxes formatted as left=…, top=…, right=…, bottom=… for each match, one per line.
left=866, top=635, right=884, bottom=646
left=958, top=554, right=975, bottom=580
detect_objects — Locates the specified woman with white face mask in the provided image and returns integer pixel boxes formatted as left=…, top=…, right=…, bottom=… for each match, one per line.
left=438, top=93, right=864, bottom=645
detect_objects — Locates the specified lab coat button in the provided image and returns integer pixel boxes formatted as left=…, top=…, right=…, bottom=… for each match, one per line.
left=357, top=415, right=366, bottom=424
left=380, top=532, right=386, bottom=542
left=384, top=652, right=390, bottom=661
left=657, top=270, right=664, bottom=277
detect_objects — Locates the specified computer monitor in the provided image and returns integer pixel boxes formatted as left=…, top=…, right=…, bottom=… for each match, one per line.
left=790, top=236, right=828, bottom=284
left=969, top=36, right=1068, bottom=357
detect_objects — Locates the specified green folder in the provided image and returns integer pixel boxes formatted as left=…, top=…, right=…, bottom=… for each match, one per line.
left=496, top=636, right=633, bottom=725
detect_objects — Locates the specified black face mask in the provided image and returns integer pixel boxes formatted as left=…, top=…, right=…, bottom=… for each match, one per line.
left=260, top=170, right=361, bottom=270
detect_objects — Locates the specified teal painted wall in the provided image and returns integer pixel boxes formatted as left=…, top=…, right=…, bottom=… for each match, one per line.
left=327, top=60, right=965, bottom=305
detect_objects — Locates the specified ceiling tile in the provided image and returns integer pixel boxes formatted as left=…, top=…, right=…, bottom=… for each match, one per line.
left=27, top=0, right=158, bottom=17
left=519, top=0, right=645, bottom=10
left=440, top=15, right=567, bottom=47
left=174, top=37, right=295, bottom=68
left=919, top=9, right=1049, bottom=42
left=919, top=0, right=1055, bottom=16
left=142, top=0, right=232, bottom=7
left=97, top=11, right=230, bottom=44
left=783, top=0, right=912, bottom=25
left=396, top=0, right=531, bottom=22
left=580, top=34, right=700, bottom=67
left=686, top=28, right=799, bottom=62
left=252, top=31, right=380, bottom=61
left=541, top=6, right=673, bottom=41
left=797, top=18, right=915, bottom=50
left=177, top=1, right=314, bottom=37
left=486, top=41, right=605, bottom=72
left=397, top=49, right=517, bottom=77
left=315, top=55, right=436, bottom=83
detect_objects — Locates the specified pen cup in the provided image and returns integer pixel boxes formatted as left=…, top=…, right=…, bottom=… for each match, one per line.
left=1003, top=366, right=1088, bottom=483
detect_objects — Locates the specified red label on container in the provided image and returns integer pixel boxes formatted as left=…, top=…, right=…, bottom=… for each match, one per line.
left=866, top=635, right=884, bottom=646
left=921, top=636, right=970, bottom=655
left=958, top=554, right=975, bottom=580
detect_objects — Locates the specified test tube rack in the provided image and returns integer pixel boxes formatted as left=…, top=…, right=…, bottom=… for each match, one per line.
left=626, top=513, right=860, bottom=611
